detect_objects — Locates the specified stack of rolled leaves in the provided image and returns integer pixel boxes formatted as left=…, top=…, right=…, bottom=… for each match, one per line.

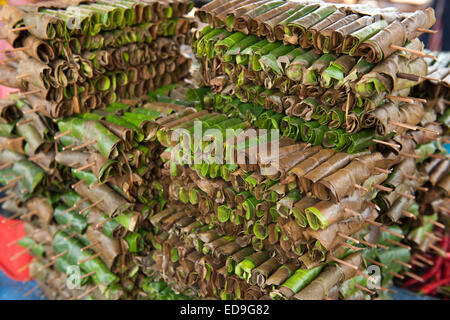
left=135, top=87, right=446, bottom=299
left=0, top=89, right=214, bottom=300
left=383, top=67, right=449, bottom=297
left=183, top=88, right=430, bottom=154
left=144, top=201, right=367, bottom=300
left=0, top=0, right=448, bottom=300
left=412, top=51, right=450, bottom=122
left=1, top=81, right=448, bottom=299
left=195, top=0, right=435, bottom=63
left=0, top=0, right=195, bottom=117
left=187, top=1, right=449, bottom=298
left=191, top=0, right=439, bottom=156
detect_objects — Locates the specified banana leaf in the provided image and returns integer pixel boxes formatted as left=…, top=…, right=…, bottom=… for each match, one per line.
left=280, top=116, right=304, bottom=140
left=18, top=237, right=45, bottom=258
left=287, top=6, right=337, bottom=45
left=277, top=189, right=301, bottom=218
left=215, top=32, right=247, bottom=57
left=286, top=49, right=321, bottom=82
left=10, top=160, right=45, bottom=196
left=251, top=42, right=283, bottom=72
left=124, top=232, right=144, bottom=253
left=259, top=45, right=296, bottom=75
left=305, top=53, right=336, bottom=84
left=224, top=35, right=260, bottom=62
left=56, top=254, right=91, bottom=286
left=58, top=117, right=120, bottom=159
left=235, top=251, right=270, bottom=282
left=280, top=4, right=321, bottom=35
left=347, top=130, right=395, bottom=154
left=342, top=20, right=389, bottom=55
left=53, top=230, right=119, bottom=288
left=377, top=246, right=411, bottom=286
left=342, top=58, right=374, bottom=85
left=202, top=29, right=232, bottom=59
left=278, top=265, right=324, bottom=299
left=408, top=213, right=438, bottom=246
left=321, top=55, right=357, bottom=88
left=54, top=205, right=88, bottom=234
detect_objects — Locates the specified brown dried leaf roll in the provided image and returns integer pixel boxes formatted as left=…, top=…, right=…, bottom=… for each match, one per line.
left=0, top=136, right=25, bottom=154
left=282, top=219, right=305, bottom=241
left=23, top=221, right=52, bottom=244
left=314, top=153, right=384, bottom=202
left=289, top=148, right=334, bottom=183
left=402, top=8, right=436, bottom=41
left=88, top=152, right=118, bottom=181
left=306, top=188, right=362, bottom=230
left=258, top=142, right=306, bottom=167
left=150, top=207, right=177, bottom=227
left=255, top=2, right=300, bottom=40
left=26, top=94, right=72, bottom=119
left=101, top=120, right=135, bottom=150
left=362, top=102, right=424, bottom=136
left=240, top=133, right=292, bottom=174
left=391, top=134, right=417, bottom=156
left=74, top=181, right=132, bottom=217
left=307, top=10, right=346, bottom=49
left=357, top=21, right=407, bottom=64
left=294, top=197, right=320, bottom=217
left=0, top=100, right=21, bottom=123
left=300, top=152, right=357, bottom=194
left=174, top=18, right=194, bottom=37
left=162, top=109, right=209, bottom=130
left=172, top=0, right=194, bottom=18
left=228, top=1, right=271, bottom=30
left=22, top=11, right=59, bottom=40
left=264, top=262, right=297, bottom=287
left=215, top=240, right=243, bottom=260
left=410, top=122, right=443, bottom=146
left=86, top=226, right=121, bottom=269
left=21, top=36, right=56, bottom=64
left=17, top=58, right=53, bottom=90
left=262, top=143, right=314, bottom=179
left=331, top=16, right=375, bottom=53
left=0, top=65, right=23, bottom=89
left=0, top=4, right=24, bottom=26
left=430, top=160, right=450, bottom=187
left=55, top=150, right=89, bottom=168
left=232, top=0, right=279, bottom=34
left=307, top=206, right=377, bottom=251
left=214, top=0, right=261, bottom=28
left=383, top=171, right=427, bottom=210
left=345, top=109, right=365, bottom=134
left=358, top=39, right=427, bottom=97
left=25, top=197, right=53, bottom=227
left=286, top=5, right=338, bottom=47
left=437, top=175, right=450, bottom=197
left=386, top=194, right=414, bottom=222
left=384, top=158, right=416, bottom=189
left=293, top=253, right=362, bottom=300
left=30, top=149, right=55, bottom=174
left=227, top=246, right=255, bottom=267
left=316, top=14, right=359, bottom=52
left=195, top=0, right=237, bottom=23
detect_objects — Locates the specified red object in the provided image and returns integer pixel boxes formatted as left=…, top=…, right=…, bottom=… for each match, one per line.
left=445, top=261, right=450, bottom=279
left=403, top=236, right=450, bottom=290
left=0, top=39, right=16, bottom=100
left=421, top=278, right=450, bottom=295
left=0, top=215, right=33, bottom=281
